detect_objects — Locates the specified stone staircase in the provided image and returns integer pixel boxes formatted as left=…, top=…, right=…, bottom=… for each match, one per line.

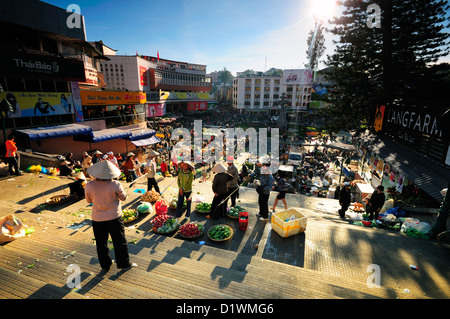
left=0, top=208, right=396, bottom=299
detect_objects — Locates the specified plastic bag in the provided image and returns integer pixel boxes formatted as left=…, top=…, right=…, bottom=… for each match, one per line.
left=155, top=199, right=168, bottom=215
left=401, top=221, right=432, bottom=239
left=384, top=206, right=406, bottom=217
left=380, top=199, right=394, bottom=214
left=0, top=215, right=26, bottom=243
left=137, top=202, right=152, bottom=214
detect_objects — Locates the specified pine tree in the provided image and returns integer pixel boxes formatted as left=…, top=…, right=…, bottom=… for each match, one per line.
left=322, top=0, right=450, bottom=132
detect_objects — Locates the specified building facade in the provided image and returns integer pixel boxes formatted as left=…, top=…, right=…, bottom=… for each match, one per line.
left=232, top=69, right=313, bottom=116
left=99, top=55, right=215, bottom=118
left=0, top=0, right=150, bottom=159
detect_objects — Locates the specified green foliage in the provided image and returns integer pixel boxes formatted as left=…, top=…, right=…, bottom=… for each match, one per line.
left=323, top=0, right=450, bottom=132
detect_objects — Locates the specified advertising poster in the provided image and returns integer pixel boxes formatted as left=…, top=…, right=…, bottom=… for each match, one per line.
left=147, top=103, right=166, bottom=117
left=282, top=69, right=313, bottom=85
left=70, top=82, right=84, bottom=122
left=160, top=91, right=214, bottom=100
left=187, top=101, right=207, bottom=111
left=0, top=91, right=75, bottom=118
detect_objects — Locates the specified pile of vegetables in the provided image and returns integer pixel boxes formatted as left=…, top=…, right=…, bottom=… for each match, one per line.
left=152, top=214, right=178, bottom=233
left=122, top=209, right=138, bottom=223
left=179, top=223, right=204, bottom=238
left=227, top=205, right=246, bottom=218
left=141, top=190, right=161, bottom=202
left=351, top=202, right=365, bottom=212
left=169, top=197, right=187, bottom=209
left=208, top=224, right=232, bottom=241
left=195, top=202, right=211, bottom=213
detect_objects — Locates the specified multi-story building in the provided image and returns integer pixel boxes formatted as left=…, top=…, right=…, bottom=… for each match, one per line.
left=232, top=69, right=313, bottom=122
left=0, top=0, right=149, bottom=159
left=99, top=55, right=215, bottom=118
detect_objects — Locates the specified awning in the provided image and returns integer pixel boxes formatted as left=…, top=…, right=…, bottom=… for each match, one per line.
left=129, top=129, right=156, bottom=141
left=14, top=124, right=92, bottom=140
left=357, top=130, right=450, bottom=202
left=324, top=141, right=355, bottom=152
left=131, top=135, right=161, bottom=146
left=90, top=128, right=131, bottom=143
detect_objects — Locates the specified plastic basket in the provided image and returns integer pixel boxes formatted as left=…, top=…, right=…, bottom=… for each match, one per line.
left=271, top=209, right=307, bottom=238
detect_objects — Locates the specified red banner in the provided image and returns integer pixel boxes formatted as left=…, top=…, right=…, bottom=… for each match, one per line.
left=187, top=101, right=207, bottom=111
left=147, top=103, right=165, bottom=117
left=140, top=66, right=148, bottom=86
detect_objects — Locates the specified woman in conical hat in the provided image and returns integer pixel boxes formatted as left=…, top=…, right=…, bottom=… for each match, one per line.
left=87, top=160, right=121, bottom=180
left=212, top=162, right=227, bottom=174
left=208, top=162, right=233, bottom=220
left=85, top=160, right=137, bottom=271
left=147, top=149, right=160, bottom=157
left=68, top=171, right=86, bottom=199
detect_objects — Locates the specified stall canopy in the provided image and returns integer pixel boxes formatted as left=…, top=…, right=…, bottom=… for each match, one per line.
left=131, top=135, right=161, bottom=146
left=90, top=128, right=131, bottom=143
left=324, top=141, right=355, bottom=152
left=14, top=123, right=92, bottom=140
left=129, top=129, right=156, bottom=141
left=357, top=130, right=450, bottom=202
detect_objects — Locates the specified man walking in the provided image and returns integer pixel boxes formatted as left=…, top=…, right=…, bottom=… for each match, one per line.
left=5, top=134, right=20, bottom=176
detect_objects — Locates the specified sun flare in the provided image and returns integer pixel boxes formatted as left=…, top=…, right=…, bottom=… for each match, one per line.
left=311, top=0, right=338, bottom=20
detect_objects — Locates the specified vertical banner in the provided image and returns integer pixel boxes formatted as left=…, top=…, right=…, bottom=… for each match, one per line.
left=140, top=66, right=148, bottom=86
left=70, top=82, right=84, bottom=122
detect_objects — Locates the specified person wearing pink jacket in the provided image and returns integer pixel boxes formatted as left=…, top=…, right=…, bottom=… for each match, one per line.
left=85, top=160, right=137, bottom=271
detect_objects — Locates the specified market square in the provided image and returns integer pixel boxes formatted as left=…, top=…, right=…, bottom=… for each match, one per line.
left=1, top=0, right=449, bottom=301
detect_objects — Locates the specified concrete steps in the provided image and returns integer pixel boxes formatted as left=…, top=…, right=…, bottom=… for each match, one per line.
left=0, top=208, right=395, bottom=299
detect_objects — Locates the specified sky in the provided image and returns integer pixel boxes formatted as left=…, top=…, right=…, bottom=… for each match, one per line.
left=42, top=0, right=339, bottom=75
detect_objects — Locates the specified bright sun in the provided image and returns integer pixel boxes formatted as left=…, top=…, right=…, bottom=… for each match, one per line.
left=311, top=0, right=337, bottom=20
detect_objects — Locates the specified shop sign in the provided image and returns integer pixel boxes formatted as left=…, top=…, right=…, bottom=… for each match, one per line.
left=385, top=108, right=443, bottom=138
left=374, top=105, right=448, bottom=145
left=80, top=90, right=146, bottom=106
left=79, top=66, right=99, bottom=86
left=1, top=51, right=86, bottom=82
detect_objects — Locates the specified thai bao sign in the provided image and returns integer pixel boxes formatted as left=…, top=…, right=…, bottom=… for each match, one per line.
left=1, top=51, right=86, bottom=82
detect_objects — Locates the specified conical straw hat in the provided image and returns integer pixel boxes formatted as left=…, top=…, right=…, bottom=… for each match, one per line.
left=181, top=160, right=195, bottom=169
left=148, top=149, right=160, bottom=157
left=87, top=160, right=121, bottom=179
left=212, top=163, right=227, bottom=174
